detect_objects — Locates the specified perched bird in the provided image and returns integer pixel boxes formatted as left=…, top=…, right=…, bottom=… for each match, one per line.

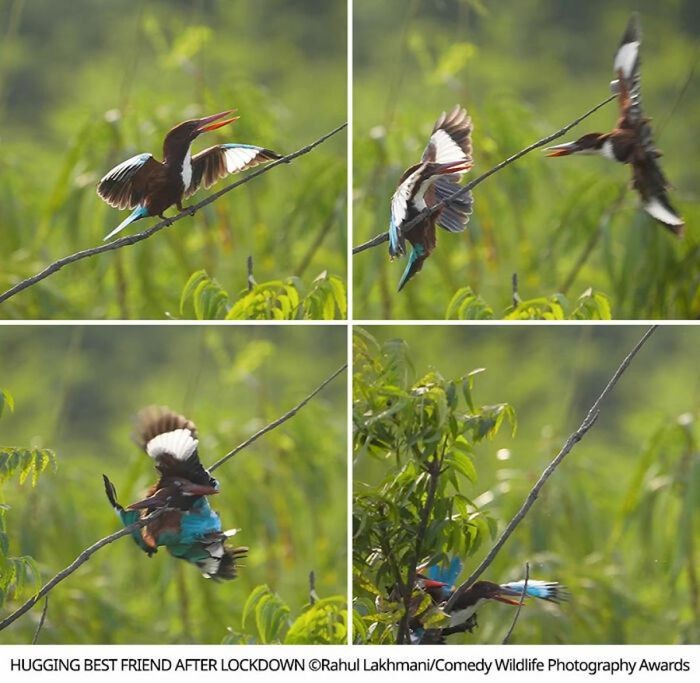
left=97, top=110, right=282, bottom=240
left=389, top=106, right=474, bottom=291
left=410, top=558, right=567, bottom=643
left=544, top=13, right=684, bottom=234
left=103, top=406, right=247, bottom=580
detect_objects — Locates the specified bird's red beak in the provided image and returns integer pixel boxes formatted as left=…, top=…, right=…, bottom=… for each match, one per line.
left=543, top=142, right=578, bottom=157
left=182, top=483, right=219, bottom=496
left=438, top=160, right=473, bottom=174
left=197, top=110, right=239, bottom=133
left=422, top=579, right=448, bottom=589
left=492, top=593, right=523, bottom=606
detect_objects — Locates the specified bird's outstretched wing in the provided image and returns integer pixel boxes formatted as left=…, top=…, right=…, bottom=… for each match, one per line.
left=97, top=153, right=163, bottom=210
left=133, top=406, right=218, bottom=489
left=185, top=144, right=282, bottom=198
left=422, top=106, right=473, bottom=167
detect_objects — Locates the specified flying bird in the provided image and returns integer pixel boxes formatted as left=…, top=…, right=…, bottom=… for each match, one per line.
left=389, top=106, right=474, bottom=291
left=103, top=406, right=247, bottom=580
left=97, top=110, right=282, bottom=240
left=544, top=13, right=684, bottom=234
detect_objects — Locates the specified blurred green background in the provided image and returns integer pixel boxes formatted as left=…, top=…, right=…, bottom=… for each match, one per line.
left=353, top=0, right=700, bottom=319
left=354, top=325, right=700, bottom=643
left=0, top=0, right=346, bottom=319
left=0, top=325, right=347, bottom=643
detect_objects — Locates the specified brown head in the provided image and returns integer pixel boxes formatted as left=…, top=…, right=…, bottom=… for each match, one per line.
left=162, top=110, right=239, bottom=161
left=544, top=132, right=608, bottom=157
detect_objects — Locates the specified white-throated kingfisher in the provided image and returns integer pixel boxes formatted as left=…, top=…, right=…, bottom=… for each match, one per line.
left=389, top=105, right=474, bottom=291
left=97, top=110, right=282, bottom=240
left=103, top=406, right=246, bottom=580
left=544, top=14, right=684, bottom=234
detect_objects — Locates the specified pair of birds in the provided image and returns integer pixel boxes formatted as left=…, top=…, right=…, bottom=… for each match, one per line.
left=398, top=557, right=566, bottom=644
left=388, top=13, right=684, bottom=291
left=103, top=406, right=246, bottom=580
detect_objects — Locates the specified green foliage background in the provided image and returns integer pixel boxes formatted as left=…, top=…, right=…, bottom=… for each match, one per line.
left=353, top=0, right=700, bottom=319
left=0, top=325, right=347, bottom=643
left=353, top=326, right=700, bottom=643
left=0, top=0, right=347, bottom=319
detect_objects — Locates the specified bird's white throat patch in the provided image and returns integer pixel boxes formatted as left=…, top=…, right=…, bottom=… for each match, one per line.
left=181, top=146, right=193, bottom=190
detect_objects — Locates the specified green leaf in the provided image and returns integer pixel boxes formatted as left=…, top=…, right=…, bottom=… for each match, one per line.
left=0, top=389, right=14, bottom=419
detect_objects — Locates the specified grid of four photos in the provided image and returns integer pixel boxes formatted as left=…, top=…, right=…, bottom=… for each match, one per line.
left=0, top=0, right=698, bottom=679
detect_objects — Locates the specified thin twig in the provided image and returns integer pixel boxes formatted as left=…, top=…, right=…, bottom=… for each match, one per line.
left=246, top=255, right=255, bottom=292
left=208, top=363, right=347, bottom=472
left=444, top=325, right=657, bottom=613
left=352, top=95, right=615, bottom=255
left=511, top=273, right=521, bottom=307
left=502, top=563, right=529, bottom=644
left=309, top=570, right=318, bottom=606
left=31, top=597, right=49, bottom=645
left=0, top=509, right=165, bottom=633
left=0, top=122, right=348, bottom=306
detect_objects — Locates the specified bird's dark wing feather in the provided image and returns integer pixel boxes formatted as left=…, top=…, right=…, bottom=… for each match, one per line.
left=433, top=176, right=473, bottom=233
left=185, top=144, right=282, bottom=198
left=97, top=154, right=163, bottom=210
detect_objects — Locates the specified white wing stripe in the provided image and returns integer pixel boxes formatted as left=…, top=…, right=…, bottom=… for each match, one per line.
left=614, top=41, right=640, bottom=79
left=644, top=198, right=683, bottom=227
left=146, top=428, right=198, bottom=461
left=224, top=147, right=261, bottom=173
left=430, top=129, right=467, bottom=165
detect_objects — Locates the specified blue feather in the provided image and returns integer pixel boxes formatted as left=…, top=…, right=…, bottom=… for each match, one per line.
left=389, top=217, right=402, bottom=255
left=397, top=244, right=425, bottom=292
left=103, top=205, right=149, bottom=241
left=426, top=556, right=463, bottom=588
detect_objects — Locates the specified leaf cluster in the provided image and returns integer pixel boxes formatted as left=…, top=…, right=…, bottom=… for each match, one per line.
left=446, top=286, right=612, bottom=320
left=352, top=329, right=515, bottom=643
left=180, top=269, right=346, bottom=320
left=222, top=584, right=346, bottom=645
left=0, top=390, right=57, bottom=608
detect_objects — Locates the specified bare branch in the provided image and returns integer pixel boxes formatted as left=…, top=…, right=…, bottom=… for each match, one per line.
left=352, top=96, right=615, bottom=255
left=246, top=255, right=256, bottom=292
left=208, top=363, right=347, bottom=472
left=0, top=509, right=166, bottom=633
left=396, top=437, right=449, bottom=644
left=511, top=273, right=521, bottom=308
left=0, top=123, right=347, bottom=306
left=444, top=325, right=658, bottom=613
left=502, top=562, right=529, bottom=644
left=309, top=570, right=318, bottom=606
left=31, top=597, right=49, bottom=645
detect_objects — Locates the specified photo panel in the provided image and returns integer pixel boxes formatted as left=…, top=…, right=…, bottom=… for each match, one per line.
left=353, top=325, right=698, bottom=644
left=0, top=0, right=347, bottom=321
left=0, top=325, right=347, bottom=644
left=352, top=0, right=697, bottom=320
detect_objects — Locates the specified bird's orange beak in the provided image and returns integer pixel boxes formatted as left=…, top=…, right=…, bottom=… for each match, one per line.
left=543, top=142, right=578, bottom=157
left=197, top=110, right=239, bottom=133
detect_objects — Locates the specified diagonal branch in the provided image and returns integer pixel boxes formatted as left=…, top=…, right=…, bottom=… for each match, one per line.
left=0, top=122, right=347, bottom=306
left=0, top=508, right=166, bottom=633
left=352, top=95, right=615, bottom=255
left=444, top=325, right=657, bottom=613
left=0, top=365, right=346, bottom=634
left=208, top=363, right=347, bottom=472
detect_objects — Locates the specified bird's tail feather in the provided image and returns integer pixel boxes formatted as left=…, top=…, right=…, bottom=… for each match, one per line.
left=103, top=205, right=149, bottom=241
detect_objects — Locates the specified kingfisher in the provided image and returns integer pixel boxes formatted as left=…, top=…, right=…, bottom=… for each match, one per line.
left=389, top=105, right=474, bottom=291
left=410, top=557, right=567, bottom=643
left=103, top=406, right=247, bottom=580
left=97, top=110, right=282, bottom=240
left=544, top=14, right=684, bottom=234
